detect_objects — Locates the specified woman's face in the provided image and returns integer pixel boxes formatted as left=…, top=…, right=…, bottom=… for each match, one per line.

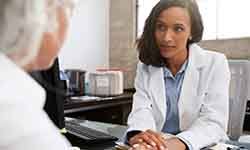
left=154, top=6, right=191, bottom=61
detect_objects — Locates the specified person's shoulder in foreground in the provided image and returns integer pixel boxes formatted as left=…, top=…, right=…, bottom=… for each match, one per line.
left=0, top=0, right=75, bottom=149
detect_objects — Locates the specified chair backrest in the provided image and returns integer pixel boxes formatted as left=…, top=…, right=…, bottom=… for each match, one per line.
left=228, top=60, right=250, bottom=141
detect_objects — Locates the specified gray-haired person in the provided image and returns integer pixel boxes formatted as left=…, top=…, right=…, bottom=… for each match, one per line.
left=0, top=0, right=75, bottom=149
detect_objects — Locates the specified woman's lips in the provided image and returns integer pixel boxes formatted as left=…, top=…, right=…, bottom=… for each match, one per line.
left=160, top=45, right=176, bottom=51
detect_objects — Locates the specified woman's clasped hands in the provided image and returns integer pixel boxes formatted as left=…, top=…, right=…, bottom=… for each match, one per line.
left=128, top=130, right=167, bottom=150
left=128, top=130, right=186, bottom=150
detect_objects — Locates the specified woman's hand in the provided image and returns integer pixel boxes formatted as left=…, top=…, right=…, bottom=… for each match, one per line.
left=128, top=143, right=155, bottom=150
left=128, top=130, right=168, bottom=150
left=128, top=130, right=187, bottom=150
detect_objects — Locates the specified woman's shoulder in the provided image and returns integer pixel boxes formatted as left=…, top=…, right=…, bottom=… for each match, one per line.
left=191, top=44, right=227, bottom=64
left=191, top=43, right=226, bottom=59
left=136, top=61, right=150, bottom=72
left=0, top=53, right=45, bottom=105
left=203, top=49, right=226, bottom=59
left=202, top=50, right=228, bottom=66
left=197, top=48, right=229, bottom=73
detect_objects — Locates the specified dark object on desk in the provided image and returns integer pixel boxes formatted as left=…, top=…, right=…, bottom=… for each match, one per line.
left=200, top=143, right=217, bottom=150
left=226, top=140, right=250, bottom=150
left=65, top=119, right=118, bottom=144
left=64, top=69, right=86, bottom=96
left=227, top=147, right=249, bottom=150
left=30, top=58, right=66, bottom=129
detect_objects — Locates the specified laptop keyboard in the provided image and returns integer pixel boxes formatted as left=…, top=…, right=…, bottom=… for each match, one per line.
left=65, top=120, right=118, bottom=142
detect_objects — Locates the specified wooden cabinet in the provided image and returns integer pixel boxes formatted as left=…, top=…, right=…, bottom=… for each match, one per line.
left=64, top=92, right=133, bottom=125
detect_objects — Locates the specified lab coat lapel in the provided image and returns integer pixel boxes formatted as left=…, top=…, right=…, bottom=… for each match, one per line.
left=149, top=65, right=166, bottom=124
left=178, top=44, right=205, bottom=129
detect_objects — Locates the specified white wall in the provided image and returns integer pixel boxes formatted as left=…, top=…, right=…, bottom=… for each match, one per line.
left=59, top=0, right=109, bottom=72
left=137, top=0, right=159, bottom=37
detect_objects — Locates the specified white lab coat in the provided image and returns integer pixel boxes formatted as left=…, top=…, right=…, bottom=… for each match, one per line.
left=0, top=53, right=70, bottom=150
left=127, top=44, right=231, bottom=150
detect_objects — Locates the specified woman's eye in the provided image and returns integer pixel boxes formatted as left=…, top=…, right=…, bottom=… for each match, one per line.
left=156, top=24, right=166, bottom=32
left=175, top=26, right=184, bottom=32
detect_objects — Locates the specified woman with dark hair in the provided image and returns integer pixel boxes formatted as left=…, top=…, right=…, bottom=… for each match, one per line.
left=126, top=0, right=230, bottom=150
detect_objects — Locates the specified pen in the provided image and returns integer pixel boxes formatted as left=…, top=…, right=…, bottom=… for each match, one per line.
left=227, top=147, right=247, bottom=150
left=227, top=147, right=239, bottom=150
left=200, top=142, right=217, bottom=150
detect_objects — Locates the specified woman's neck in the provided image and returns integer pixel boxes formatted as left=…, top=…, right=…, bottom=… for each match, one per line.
left=165, top=49, right=188, bottom=76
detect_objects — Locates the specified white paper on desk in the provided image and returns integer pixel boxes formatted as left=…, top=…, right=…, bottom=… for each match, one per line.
left=115, top=142, right=130, bottom=150
left=70, top=95, right=101, bottom=101
left=209, top=143, right=238, bottom=150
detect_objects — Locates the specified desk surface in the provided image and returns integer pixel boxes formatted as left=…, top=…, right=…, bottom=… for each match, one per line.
left=66, top=118, right=250, bottom=150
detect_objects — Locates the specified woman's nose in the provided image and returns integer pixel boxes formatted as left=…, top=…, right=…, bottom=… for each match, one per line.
left=163, top=30, right=173, bottom=42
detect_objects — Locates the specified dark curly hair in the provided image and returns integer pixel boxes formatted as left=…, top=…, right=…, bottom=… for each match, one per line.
left=137, top=0, right=203, bottom=67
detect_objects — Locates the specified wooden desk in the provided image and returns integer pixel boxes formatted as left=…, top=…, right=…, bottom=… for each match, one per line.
left=64, top=92, right=133, bottom=125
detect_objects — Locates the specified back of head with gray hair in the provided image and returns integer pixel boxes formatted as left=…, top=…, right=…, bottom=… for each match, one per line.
left=0, top=0, right=47, bottom=66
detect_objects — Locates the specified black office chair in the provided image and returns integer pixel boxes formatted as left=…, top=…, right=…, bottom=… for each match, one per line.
left=30, top=58, right=66, bottom=130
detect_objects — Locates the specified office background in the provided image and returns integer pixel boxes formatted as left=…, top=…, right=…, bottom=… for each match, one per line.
left=58, top=0, right=250, bottom=89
